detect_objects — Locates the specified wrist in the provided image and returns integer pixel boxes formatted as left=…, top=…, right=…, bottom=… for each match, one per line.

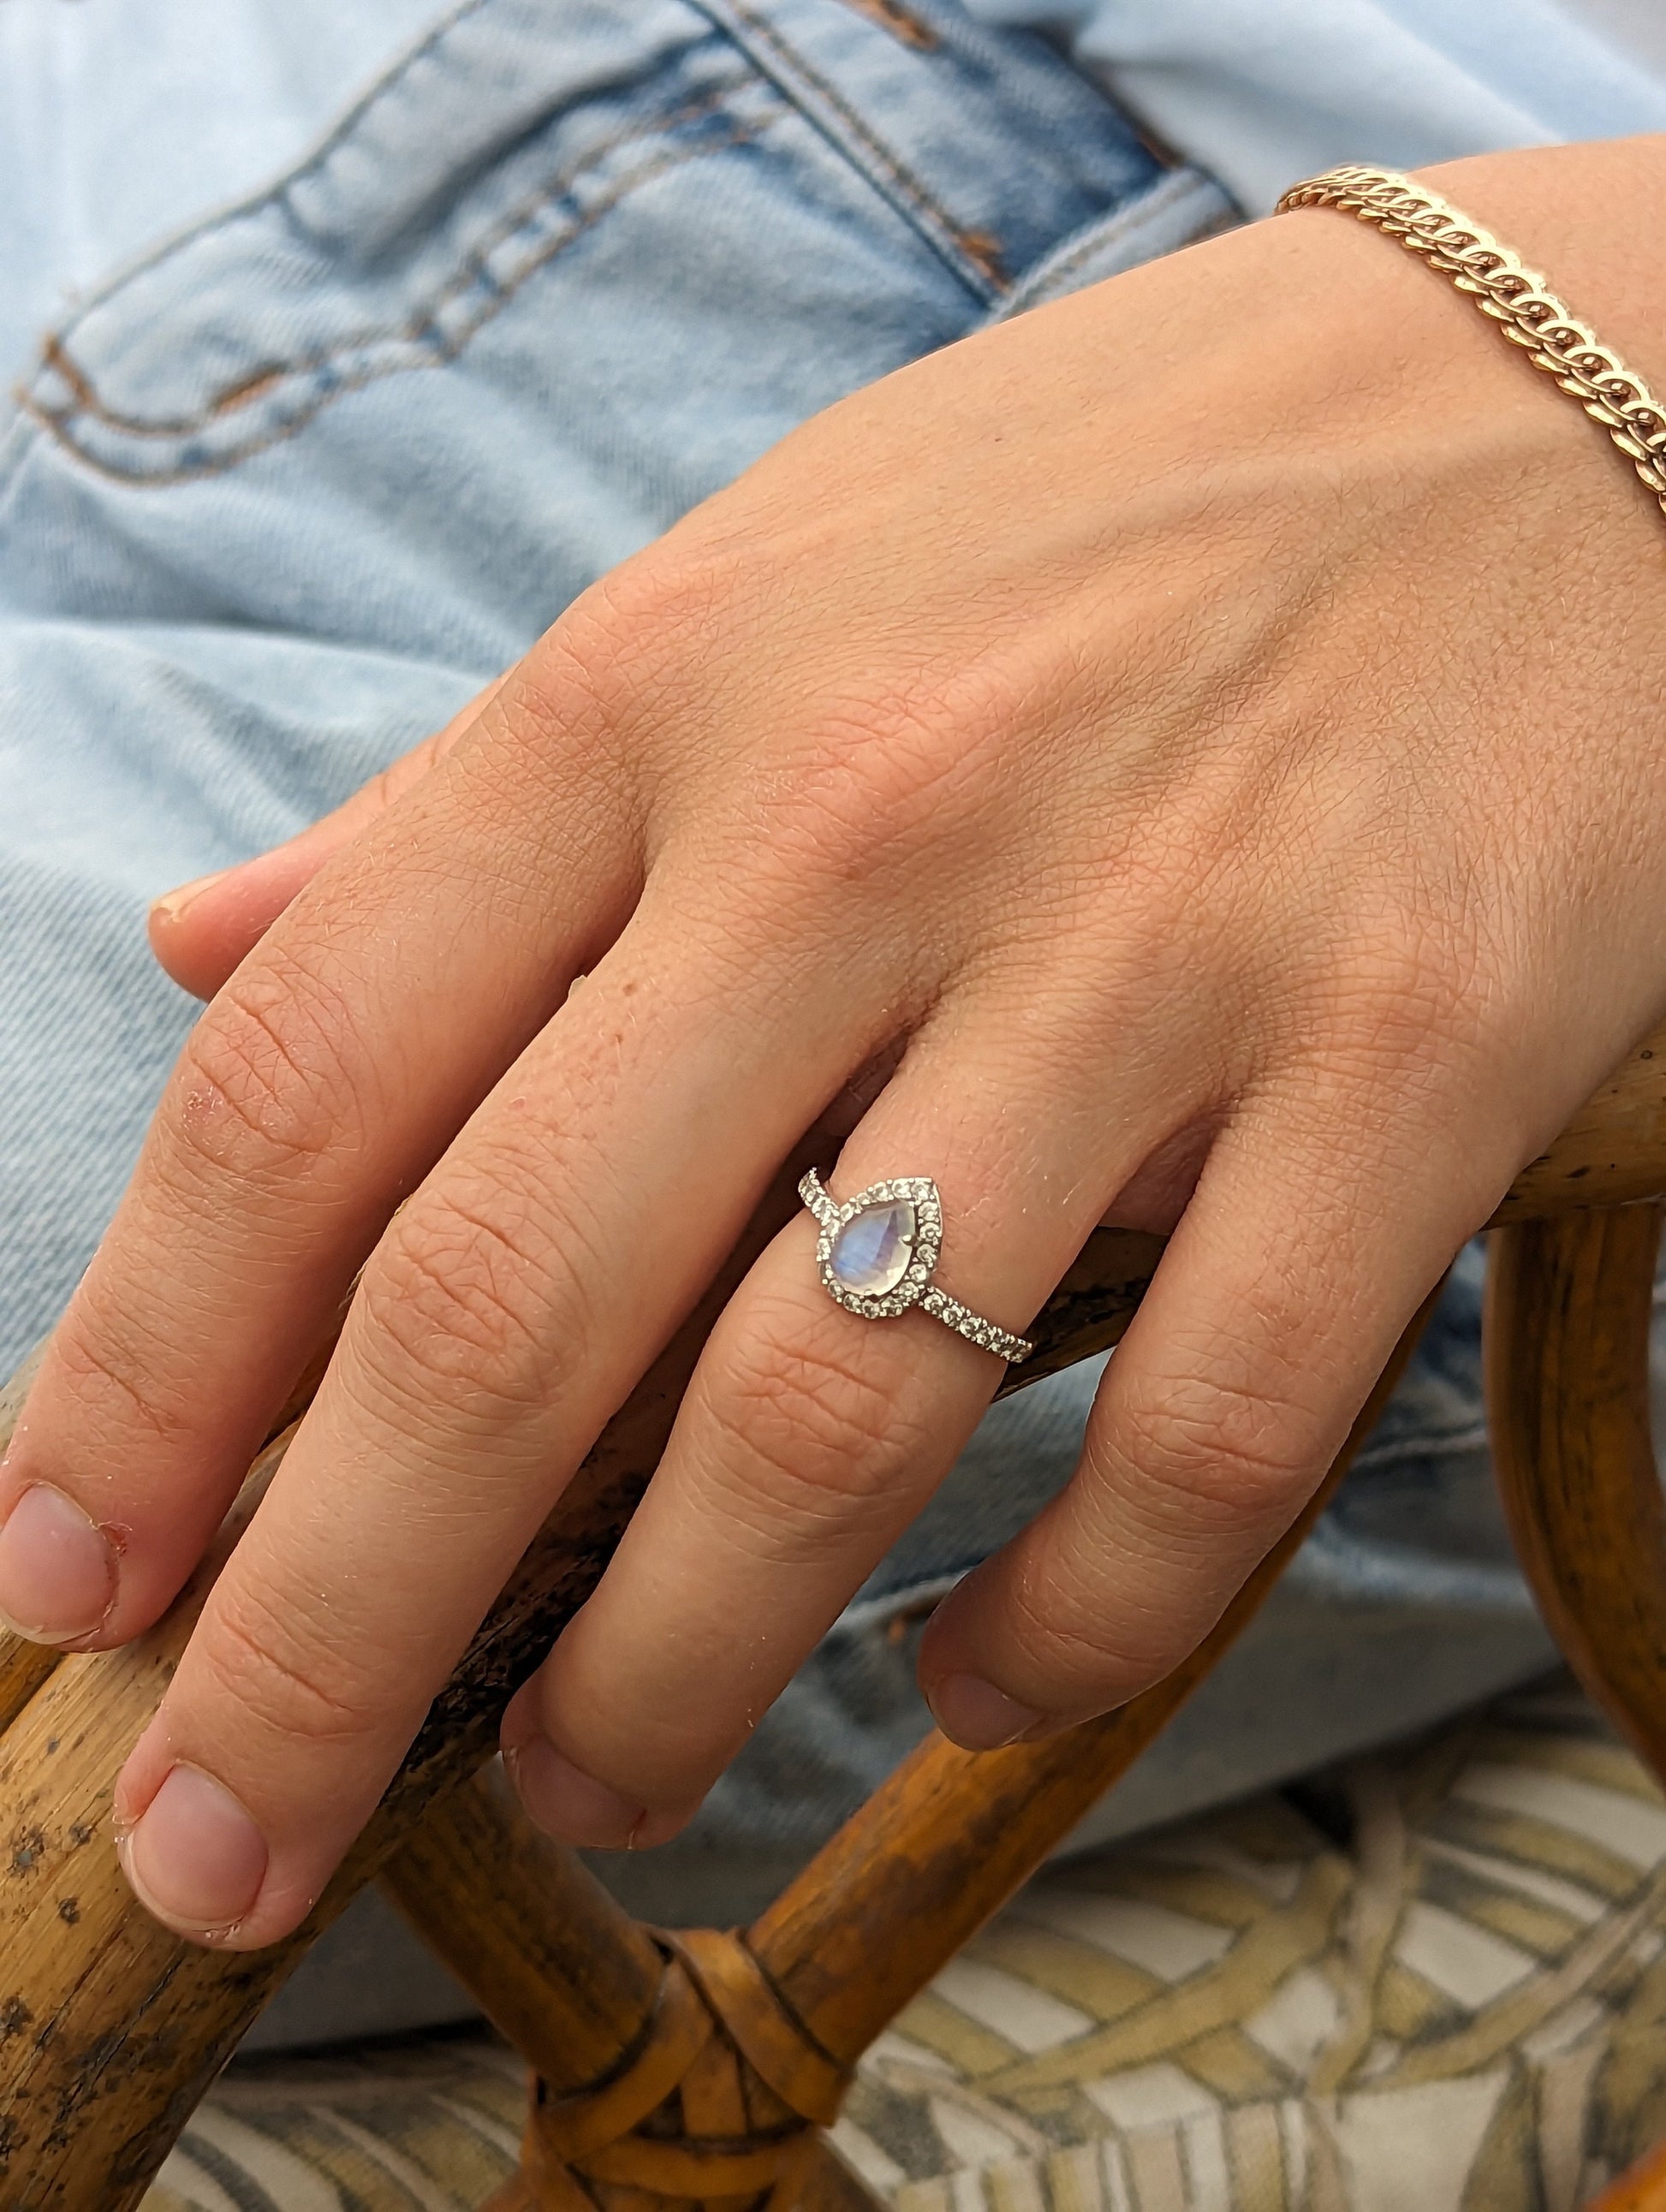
left=1258, top=137, right=1666, bottom=575
left=1419, top=137, right=1666, bottom=395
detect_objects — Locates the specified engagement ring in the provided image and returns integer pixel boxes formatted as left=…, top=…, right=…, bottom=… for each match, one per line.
left=798, top=1171, right=1033, bottom=1364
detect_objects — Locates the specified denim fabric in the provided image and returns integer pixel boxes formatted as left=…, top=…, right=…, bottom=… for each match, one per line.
left=0, top=0, right=1220, bottom=1348
left=0, top=0, right=451, bottom=402
left=961, top=0, right=1666, bottom=215
left=2, top=0, right=1563, bottom=2046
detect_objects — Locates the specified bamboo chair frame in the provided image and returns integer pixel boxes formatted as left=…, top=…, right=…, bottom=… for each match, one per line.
left=6, top=1025, right=1666, bottom=2210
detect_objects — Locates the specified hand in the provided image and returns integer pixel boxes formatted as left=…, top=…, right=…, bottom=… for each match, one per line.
left=4, top=139, right=1664, bottom=1949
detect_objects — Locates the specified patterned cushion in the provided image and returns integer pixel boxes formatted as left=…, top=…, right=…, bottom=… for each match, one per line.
left=144, top=1674, right=1666, bottom=2212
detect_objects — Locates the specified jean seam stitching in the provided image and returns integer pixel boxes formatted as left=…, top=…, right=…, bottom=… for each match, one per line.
left=990, top=168, right=1235, bottom=320
left=31, top=78, right=757, bottom=444
left=683, top=0, right=1005, bottom=300
left=1026, top=170, right=1207, bottom=289
left=21, top=104, right=783, bottom=488
left=28, top=0, right=499, bottom=358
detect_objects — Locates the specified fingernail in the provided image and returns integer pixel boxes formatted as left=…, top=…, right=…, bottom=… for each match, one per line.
left=0, top=1483, right=117, bottom=1644
left=925, top=1673, right=1047, bottom=1751
left=117, top=1763, right=269, bottom=1937
left=505, top=1734, right=645, bottom=1849
left=149, top=866, right=230, bottom=925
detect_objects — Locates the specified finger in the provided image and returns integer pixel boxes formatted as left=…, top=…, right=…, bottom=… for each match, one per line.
left=0, top=660, right=631, bottom=1653
left=501, top=1006, right=1211, bottom=1845
left=915, top=1085, right=1507, bottom=1745
left=108, top=897, right=896, bottom=1946
left=148, top=674, right=510, bottom=1000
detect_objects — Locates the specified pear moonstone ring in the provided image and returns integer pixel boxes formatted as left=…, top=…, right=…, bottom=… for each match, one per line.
left=797, top=1171, right=1034, bottom=1365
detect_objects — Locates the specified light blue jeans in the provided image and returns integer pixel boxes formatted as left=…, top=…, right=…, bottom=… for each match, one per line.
left=1, top=0, right=1561, bottom=2043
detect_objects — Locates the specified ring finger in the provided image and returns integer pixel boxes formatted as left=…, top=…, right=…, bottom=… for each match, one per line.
left=504, top=994, right=1214, bottom=1843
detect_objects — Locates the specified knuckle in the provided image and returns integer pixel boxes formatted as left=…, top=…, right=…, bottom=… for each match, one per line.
left=47, top=1304, right=193, bottom=1449
left=1359, top=937, right=1476, bottom=1055
left=580, top=543, right=735, bottom=647
left=1110, top=1366, right=1319, bottom=1535
left=356, top=1188, right=584, bottom=1415
left=1306, top=895, right=1488, bottom=1080
left=760, top=687, right=995, bottom=894
left=704, top=1305, right=933, bottom=1542
left=554, top=549, right=747, bottom=739
left=167, top=960, right=363, bottom=1190
left=200, top=1585, right=372, bottom=1750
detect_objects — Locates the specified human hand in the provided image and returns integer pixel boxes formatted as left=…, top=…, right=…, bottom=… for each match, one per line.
left=4, top=140, right=1665, bottom=1948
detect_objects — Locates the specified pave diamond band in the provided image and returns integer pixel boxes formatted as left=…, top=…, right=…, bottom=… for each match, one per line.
left=798, top=1170, right=1034, bottom=1365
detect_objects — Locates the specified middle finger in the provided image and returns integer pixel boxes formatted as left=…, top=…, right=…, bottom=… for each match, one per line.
left=110, top=889, right=895, bottom=1947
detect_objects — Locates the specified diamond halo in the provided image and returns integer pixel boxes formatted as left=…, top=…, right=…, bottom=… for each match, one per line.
left=797, top=1171, right=1033, bottom=1363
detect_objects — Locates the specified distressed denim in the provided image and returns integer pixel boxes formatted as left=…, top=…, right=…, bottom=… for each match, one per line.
left=0, top=0, right=1562, bottom=2045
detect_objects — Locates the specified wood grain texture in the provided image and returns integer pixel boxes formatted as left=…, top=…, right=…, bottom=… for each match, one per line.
left=0, top=1345, right=60, bottom=1733
left=747, top=1286, right=1438, bottom=2065
left=381, top=1767, right=664, bottom=2095
left=479, top=2120, right=887, bottom=2212
left=385, top=1777, right=863, bottom=2212
left=397, top=1287, right=1437, bottom=2101
left=1485, top=1203, right=1666, bottom=1783
left=1485, top=1202, right=1666, bottom=2212
left=1490, top=1022, right=1666, bottom=1222
left=1585, top=2138, right=1666, bottom=2212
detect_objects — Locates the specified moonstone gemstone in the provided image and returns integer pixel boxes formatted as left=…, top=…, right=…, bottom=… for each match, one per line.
left=829, top=1199, right=917, bottom=1296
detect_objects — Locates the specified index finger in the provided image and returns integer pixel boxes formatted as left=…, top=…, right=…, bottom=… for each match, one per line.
left=0, top=663, right=628, bottom=1654
left=110, top=900, right=876, bottom=1946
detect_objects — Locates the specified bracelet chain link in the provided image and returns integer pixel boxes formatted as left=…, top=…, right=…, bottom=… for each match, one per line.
left=1276, top=164, right=1666, bottom=530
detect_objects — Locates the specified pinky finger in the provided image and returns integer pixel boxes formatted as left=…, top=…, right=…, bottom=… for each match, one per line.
left=916, top=1105, right=1493, bottom=1747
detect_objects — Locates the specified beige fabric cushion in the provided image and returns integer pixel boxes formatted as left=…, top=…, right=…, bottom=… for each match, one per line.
left=144, top=1674, right=1666, bottom=2212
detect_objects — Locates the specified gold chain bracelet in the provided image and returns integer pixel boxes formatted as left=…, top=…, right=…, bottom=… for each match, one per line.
left=1276, top=164, right=1666, bottom=530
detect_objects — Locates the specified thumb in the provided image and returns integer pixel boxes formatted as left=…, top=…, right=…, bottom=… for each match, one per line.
left=148, top=673, right=508, bottom=1000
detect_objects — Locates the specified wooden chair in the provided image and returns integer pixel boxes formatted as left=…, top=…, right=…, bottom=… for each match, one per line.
left=8, top=1028, right=1666, bottom=2212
